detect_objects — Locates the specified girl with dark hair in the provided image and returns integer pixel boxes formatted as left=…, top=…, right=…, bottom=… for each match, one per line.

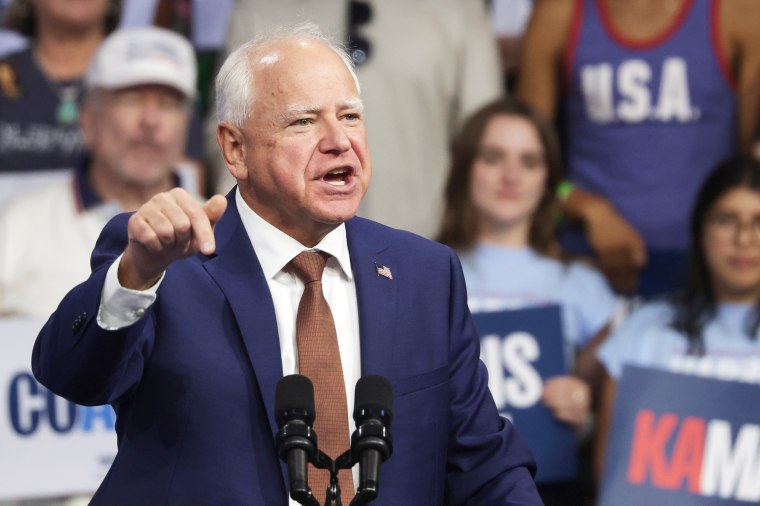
left=673, top=156, right=760, bottom=349
left=597, top=156, right=760, bottom=475
left=438, top=97, right=617, bottom=504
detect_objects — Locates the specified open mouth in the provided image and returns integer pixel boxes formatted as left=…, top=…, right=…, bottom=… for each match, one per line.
left=323, top=167, right=352, bottom=186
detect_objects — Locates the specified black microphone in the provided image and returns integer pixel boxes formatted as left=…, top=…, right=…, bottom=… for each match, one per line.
left=275, top=375, right=320, bottom=506
left=350, top=375, right=393, bottom=505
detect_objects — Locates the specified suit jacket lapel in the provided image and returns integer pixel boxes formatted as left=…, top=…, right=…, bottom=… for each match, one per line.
left=200, top=208, right=397, bottom=494
left=347, top=218, right=398, bottom=378
left=201, top=193, right=284, bottom=441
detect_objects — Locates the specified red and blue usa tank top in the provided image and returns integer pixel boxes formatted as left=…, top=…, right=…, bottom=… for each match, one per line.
left=562, top=0, right=736, bottom=249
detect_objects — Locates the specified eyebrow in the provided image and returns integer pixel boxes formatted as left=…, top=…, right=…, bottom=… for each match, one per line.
left=280, top=98, right=365, bottom=122
left=341, top=98, right=364, bottom=112
left=282, top=104, right=320, bottom=118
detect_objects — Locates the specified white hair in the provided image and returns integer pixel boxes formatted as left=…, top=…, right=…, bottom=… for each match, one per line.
left=215, top=22, right=360, bottom=128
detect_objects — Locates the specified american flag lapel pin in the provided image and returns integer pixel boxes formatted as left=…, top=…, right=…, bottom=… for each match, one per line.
left=374, top=262, right=393, bottom=280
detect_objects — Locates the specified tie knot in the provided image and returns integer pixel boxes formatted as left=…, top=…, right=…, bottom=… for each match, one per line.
left=289, top=251, right=329, bottom=283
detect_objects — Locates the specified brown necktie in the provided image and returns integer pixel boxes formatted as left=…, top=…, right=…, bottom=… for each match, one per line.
left=289, top=251, right=355, bottom=502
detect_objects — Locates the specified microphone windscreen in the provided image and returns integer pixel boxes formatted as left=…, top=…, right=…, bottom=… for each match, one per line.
left=275, top=374, right=315, bottom=422
left=353, top=375, right=393, bottom=419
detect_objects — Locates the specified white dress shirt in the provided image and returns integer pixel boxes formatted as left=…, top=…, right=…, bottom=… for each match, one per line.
left=234, top=190, right=362, bottom=435
left=98, top=189, right=361, bottom=497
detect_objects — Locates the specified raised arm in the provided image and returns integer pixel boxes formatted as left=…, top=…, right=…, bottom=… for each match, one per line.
left=32, top=190, right=227, bottom=405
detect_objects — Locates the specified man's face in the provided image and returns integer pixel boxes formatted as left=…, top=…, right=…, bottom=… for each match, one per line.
left=232, top=40, right=372, bottom=246
left=82, top=84, right=189, bottom=186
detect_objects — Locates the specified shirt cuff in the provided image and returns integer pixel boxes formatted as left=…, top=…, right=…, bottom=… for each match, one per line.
left=97, top=253, right=164, bottom=330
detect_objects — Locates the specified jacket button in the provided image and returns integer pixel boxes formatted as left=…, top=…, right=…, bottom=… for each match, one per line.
left=71, top=312, right=87, bottom=332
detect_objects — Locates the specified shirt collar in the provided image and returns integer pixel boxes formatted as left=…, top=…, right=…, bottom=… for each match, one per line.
left=74, top=157, right=103, bottom=211
left=235, top=189, right=353, bottom=280
left=75, top=157, right=183, bottom=212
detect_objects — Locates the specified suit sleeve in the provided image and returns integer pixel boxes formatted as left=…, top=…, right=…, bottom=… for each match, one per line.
left=32, top=212, right=155, bottom=406
left=443, top=248, right=541, bottom=505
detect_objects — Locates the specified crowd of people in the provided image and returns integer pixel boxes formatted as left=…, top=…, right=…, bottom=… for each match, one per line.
left=2, top=0, right=760, bottom=505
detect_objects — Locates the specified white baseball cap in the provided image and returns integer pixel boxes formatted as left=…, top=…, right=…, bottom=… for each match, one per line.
left=85, top=27, right=197, bottom=100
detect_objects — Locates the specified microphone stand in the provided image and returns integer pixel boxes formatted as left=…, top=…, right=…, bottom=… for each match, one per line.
left=336, top=451, right=376, bottom=506
left=310, top=449, right=344, bottom=506
left=306, top=448, right=378, bottom=506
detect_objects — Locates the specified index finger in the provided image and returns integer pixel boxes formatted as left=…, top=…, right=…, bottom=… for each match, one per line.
left=203, top=194, right=228, bottom=227
left=199, top=195, right=228, bottom=254
left=175, top=192, right=224, bottom=255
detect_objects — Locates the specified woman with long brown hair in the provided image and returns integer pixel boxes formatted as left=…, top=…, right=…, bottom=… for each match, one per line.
left=438, top=96, right=616, bottom=504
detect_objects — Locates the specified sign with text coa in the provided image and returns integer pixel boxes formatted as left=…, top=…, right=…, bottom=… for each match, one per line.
left=472, top=305, right=577, bottom=483
left=599, top=365, right=760, bottom=505
left=0, top=318, right=116, bottom=500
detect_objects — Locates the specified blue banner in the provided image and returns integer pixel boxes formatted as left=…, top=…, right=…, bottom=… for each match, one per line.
left=599, top=365, right=760, bottom=505
left=472, top=305, right=577, bottom=483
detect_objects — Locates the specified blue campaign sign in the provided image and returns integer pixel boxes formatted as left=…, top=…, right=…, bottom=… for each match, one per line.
left=472, top=305, right=577, bottom=483
left=599, top=365, right=760, bottom=505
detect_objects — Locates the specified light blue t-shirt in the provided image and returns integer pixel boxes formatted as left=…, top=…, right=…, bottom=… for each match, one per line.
left=598, top=300, right=760, bottom=383
left=460, top=245, right=616, bottom=352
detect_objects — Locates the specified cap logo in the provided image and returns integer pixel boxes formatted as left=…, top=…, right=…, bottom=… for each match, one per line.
left=125, top=40, right=181, bottom=68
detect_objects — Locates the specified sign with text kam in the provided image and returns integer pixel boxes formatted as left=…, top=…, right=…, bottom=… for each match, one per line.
left=599, top=365, right=760, bottom=505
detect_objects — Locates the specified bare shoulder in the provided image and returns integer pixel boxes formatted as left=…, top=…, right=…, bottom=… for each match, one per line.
left=721, top=0, right=760, bottom=51
left=524, top=0, right=576, bottom=48
left=517, top=0, right=577, bottom=115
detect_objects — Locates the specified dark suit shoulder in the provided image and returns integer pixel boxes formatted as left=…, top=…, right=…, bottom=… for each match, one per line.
left=347, top=216, right=454, bottom=257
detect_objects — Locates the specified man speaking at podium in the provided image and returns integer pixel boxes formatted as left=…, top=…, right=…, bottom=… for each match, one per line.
left=33, top=23, right=540, bottom=505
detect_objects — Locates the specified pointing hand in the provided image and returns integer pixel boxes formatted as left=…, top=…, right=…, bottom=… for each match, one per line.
left=119, top=189, right=228, bottom=290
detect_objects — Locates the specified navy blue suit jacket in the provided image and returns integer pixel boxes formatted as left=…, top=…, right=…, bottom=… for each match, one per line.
left=33, top=193, right=540, bottom=505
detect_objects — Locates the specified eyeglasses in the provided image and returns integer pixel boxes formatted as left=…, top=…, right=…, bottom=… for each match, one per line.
left=705, top=212, right=760, bottom=241
left=348, top=1, right=372, bottom=67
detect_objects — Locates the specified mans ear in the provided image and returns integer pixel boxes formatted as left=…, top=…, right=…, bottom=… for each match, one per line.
left=217, top=122, right=248, bottom=181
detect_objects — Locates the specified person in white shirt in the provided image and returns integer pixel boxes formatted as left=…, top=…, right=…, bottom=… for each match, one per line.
left=0, top=26, right=198, bottom=319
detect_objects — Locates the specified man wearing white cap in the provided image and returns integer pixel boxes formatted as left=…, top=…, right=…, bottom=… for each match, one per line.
left=0, top=26, right=198, bottom=506
left=0, top=26, right=198, bottom=320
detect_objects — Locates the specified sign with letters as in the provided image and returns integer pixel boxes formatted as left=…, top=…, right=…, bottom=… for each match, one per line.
left=599, top=365, right=760, bottom=505
left=0, top=318, right=116, bottom=500
left=472, top=305, right=577, bottom=483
